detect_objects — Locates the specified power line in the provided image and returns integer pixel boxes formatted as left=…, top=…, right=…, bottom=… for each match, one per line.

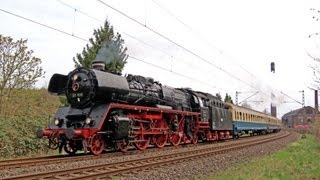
left=2, top=1, right=276, bottom=102
left=97, top=0, right=272, bottom=98
left=54, top=0, right=246, bottom=94
left=0, top=8, right=88, bottom=42
left=280, top=91, right=303, bottom=105
left=2, top=2, right=288, bottom=115
left=0, top=6, right=220, bottom=92
left=54, top=0, right=269, bottom=98
left=54, top=0, right=196, bottom=69
left=155, top=2, right=286, bottom=102
left=55, top=0, right=102, bottom=23
left=129, top=55, right=220, bottom=91
left=151, top=0, right=256, bottom=78
left=151, top=0, right=222, bottom=54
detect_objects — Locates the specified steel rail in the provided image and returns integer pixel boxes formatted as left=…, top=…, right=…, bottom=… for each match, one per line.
left=0, top=132, right=277, bottom=170
left=3, top=132, right=289, bottom=180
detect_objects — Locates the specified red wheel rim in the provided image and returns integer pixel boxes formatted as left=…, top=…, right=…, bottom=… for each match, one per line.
left=192, top=135, right=198, bottom=144
left=133, top=121, right=150, bottom=151
left=116, top=140, right=130, bottom=152
left=154, top=134, right=168, bottom=148
left=170, top=133, right=182, bottom=146
left=90, top=134, right=105, bottom=155
left=134, top=134, right=150, bottom=151
left=153, top=120, right=168, bottom=148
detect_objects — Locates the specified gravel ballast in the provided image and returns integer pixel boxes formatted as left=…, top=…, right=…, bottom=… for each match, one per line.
left=0, top=132, right=298, bottom=179
left=124, top=132, right=299, bottom=180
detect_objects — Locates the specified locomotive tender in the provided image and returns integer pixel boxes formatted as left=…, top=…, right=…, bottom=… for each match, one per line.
left=37, top=62, right=281, bottom=155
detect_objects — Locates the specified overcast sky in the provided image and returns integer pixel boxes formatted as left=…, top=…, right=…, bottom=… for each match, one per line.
left=1, top=0, right=320, bottom=117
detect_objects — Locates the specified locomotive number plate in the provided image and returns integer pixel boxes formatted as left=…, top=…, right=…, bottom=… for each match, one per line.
left=71, top=93, right=84, bottom=98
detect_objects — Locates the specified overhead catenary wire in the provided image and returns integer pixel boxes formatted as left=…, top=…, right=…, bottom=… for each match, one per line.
left=57, top=0, right=280, bottom=104
left=153, top=0, right=256, bottom=77
left=54, top=0, right=197, bottom=69
left=2, top=1, right=276, bottom=102
left=0, top=8, right=87, bottom=42
left=128, top=55, right=220, bottom=91
left=0, top=2, right=302, bottom=118
left=55, top=0, right=275, bottom=99
left=55, top=0, right=102, bottom=23
left=151, top=0, right=284, bottom=98
left=96, top=0, right=272, bottom=98
left=280, top=91, right=303, bottom=105
left=1, top=0, right=266, bottom=100
left=0, top=7, right=222, bottom=93
left=53, top=0, right=226, bottom=92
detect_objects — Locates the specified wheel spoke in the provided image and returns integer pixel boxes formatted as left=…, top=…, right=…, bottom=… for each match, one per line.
left=116, top=139, right=130, bottom=152
left=89, top=134, right=105, bottom=155
left=170, top=133, right=181, bottom=146
left=153, top=120, right=168, bottom=148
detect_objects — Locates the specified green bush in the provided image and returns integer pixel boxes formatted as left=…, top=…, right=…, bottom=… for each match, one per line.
left=0, top=89, right=60, bottom=158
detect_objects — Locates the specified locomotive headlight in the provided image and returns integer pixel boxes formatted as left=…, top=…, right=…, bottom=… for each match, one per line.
left=54, top=119, right=60, bottom=126
left=85, top=117, right=92, bottom=125
left=54, top=118, right=63, bottom=126
left=73, top=74, right=79, bottom=81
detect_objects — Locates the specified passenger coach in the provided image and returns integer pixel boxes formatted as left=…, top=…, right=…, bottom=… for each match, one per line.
left=226, top=103, right=282, bottom=137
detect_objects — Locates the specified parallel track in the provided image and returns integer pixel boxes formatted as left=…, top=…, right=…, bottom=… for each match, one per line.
left=3, top=131, right=290, bottom=179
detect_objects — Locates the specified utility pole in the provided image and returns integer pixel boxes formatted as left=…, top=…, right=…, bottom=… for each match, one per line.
left=299, top=90, right=305, bottom=126
left=235, top=91, right=260, bottom=105
left=236, top=91, right=239, bottom=105
left=299, top=90, right=305, bottom=107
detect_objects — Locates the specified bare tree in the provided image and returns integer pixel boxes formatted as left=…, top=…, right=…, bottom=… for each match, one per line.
left=308, top=53, right=320, bottom=89
left=0, top=35, right=44, bottom=111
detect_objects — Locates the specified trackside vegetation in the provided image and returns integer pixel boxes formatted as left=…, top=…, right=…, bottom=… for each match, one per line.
left=0, top=89, right=60, bottom=158
left=210, top=134, right=320, bottom=180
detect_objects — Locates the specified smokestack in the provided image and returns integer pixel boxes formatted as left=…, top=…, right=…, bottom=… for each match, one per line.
left=92, top=60, right=106, bottom=71
left=315, top=90, right=318, bottom=113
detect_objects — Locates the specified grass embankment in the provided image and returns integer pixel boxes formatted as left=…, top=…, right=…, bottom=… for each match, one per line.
left=0, top=89, right=60, bottom=158
left=211, top=134, right=320, bottom=180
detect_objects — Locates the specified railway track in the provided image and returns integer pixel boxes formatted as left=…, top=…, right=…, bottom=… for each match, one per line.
left=0, top=131, right=272, bottom=170
left=2, top=131, right=290, bottom=179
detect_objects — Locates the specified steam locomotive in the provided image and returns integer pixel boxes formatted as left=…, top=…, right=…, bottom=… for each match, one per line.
left=37, top=61, right=281, bottom=155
